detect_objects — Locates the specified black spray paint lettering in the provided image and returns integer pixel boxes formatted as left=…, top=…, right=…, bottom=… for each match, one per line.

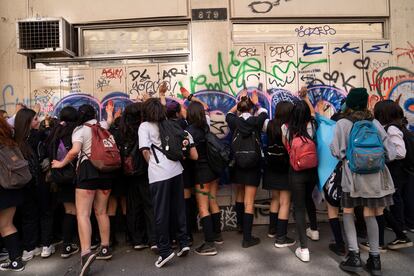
left=323, top=71, right=356, bottom=93
left=366, top=43, right=392, bottom=54
left=162, top=66, right=188, bottom=79
left=269, top=45, right=295, bottom=58
left=353, top=57, right=371, bottom=70
left=130, top=69, right=151, bottom=82
left=96, top=77, right=111, bottom=92
left=248, top=0, right=292, bottom=14
left=237, top=47, right=260, bottom=58
left=295, top=25, right=336, bottom=38
left=268, top=72, right=296, bottom=88
left=33, top=89, right=55, bottom=102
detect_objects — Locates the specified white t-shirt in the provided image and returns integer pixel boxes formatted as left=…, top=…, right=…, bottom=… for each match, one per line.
left=281, top=122, right=315, bottom=141
left=72, top=119, right=109, bottom=163
left=138, top=121, right=183, bottom=184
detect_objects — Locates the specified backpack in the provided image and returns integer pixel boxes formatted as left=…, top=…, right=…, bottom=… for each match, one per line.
left=231, top=130, right=261, bottom=169
left=323, top=161, right=343, bottom=207
left=265, top=136, right=289, bottom=168
left=205, top=130, right=231, bottom=174
left=84, top=123, right=121, bottom=172
left=152, top=120, right=189, bottom=162
left=123, top=142, right=147, bottom=176
left=287, top=135, right=318, bottom=172
left=0, top=145, right=32, bottom=189
left=346, top=120, right=385, bottom=174
left=51, top=139, right=76, bottom=185
left=386, top=124, right=414, bottom=174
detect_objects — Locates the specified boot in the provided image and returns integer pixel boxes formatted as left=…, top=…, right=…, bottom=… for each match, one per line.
left=339, top=251, right=363, bottom=273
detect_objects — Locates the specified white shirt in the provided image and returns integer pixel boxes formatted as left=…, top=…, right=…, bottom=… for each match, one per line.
left=72, top=119, right=109, bottom=163
left=387, top=125, right=406, bottom=160
left=138, top=121, right=183, bottom=184
left=281, top=122, right=315, bottom=140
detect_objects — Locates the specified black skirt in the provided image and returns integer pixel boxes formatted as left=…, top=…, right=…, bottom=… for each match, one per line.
left=262, top=165, right=289, bottom=190
left=231, top=165, right=262, bottom=187
left=182, top=160, right=195, bottom=189
left=76, top=160, right=113, bottom=190
left=0, top=187, right=24, bottom=210
left=194, top=160, right=219, bottom=185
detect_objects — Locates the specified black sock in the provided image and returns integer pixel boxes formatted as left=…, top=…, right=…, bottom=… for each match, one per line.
left=376, top=215, right=385, bottom=247
left=269, top=212, right=278, bottom=232
left=243, top=213, right=254, bottom=241
left=3, top=232, right=22, bottom=261
left=211, top=212, right=222, bottom=234
left=276, top=219, right=288, bottom=238
left=329, top=218, right=344, bottom=246
left=235, top=202, right=244, bottom=228
left=200, top=215, right=214, bottom=243
left=109, top=215, right=117, bottom=245
left=62, top=214, right=77, bottom=246
left=91, top=214, right=100, bottom=244
left=185, top=198, right=193, bottom=239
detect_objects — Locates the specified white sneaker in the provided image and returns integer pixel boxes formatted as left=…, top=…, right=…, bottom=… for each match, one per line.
left=22, top=247, right=41, bottom=262
left=306, top=228, right=319, bottom=241
left=295, top=247, right=310, bottom=262
left=41, top=245, right=56, bottom=258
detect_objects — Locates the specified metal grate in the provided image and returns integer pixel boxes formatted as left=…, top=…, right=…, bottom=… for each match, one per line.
left=18, top=20, right=60, bottom=50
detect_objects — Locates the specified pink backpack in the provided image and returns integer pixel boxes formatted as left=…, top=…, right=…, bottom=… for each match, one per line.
left=287, top=135, right=318, bottom=171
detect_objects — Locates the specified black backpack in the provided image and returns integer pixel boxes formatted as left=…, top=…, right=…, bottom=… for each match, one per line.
left=265, top=136, right=289, bottom=168
left=386, top=124, right=414, bottom=174
left=323, top=161, right=343, bottom=207
left=122, top=142, right=147, bottom=176
left=205, top=130, right=231, bottom=174
left=231, top=130, right=261, bottom=169
left=152, top=119, right=189, bottom=162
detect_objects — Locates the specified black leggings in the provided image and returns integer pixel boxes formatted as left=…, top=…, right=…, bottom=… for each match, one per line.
left=289, top=168, right=318, bottom=248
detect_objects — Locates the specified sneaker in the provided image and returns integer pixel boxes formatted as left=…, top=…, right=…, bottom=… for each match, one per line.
left=133, top=244, right=149, bottom=250
left=359, top=241, right=387, bottom=253
left=306, top=228, right=319, bottom=241
left=195, top=242, right=217, bottom=256
left=155, top=252, right=175, bottom=268
left=96, top=245, right=112, bottom=260
left=90, top=242, right=100, bottom=250
left=150, top=244, right=159, bottom=254
left=61, top=244, right=79, bottom=258
left=0, top=248, right=8, bottom=262
left=407, top=228, right=414, bottom=233
left=329, top=243, right=346, bottom=256
left=340, top=251, right=363, bottom=273
left=41, top=245, right=56, bottom=258
left=295, top=247, right=310, bottom=262
left=0, top=258, right=25, bottom=272
left=177, top=246, right=190, bottom=257
left=268, top=228, right=276, bottom=238
left=274, top=236, right=296, bottom=248
left=80, top=251, right=97, bottom=276
left=214, top=233, right=224, bottom=245
left=22, top=247, right=41, bottom=262
left=366, top=254, right=382, bottom=276
left=387, top=238, right=413, bottom=250
left=242, top=236, right=261, bottom=248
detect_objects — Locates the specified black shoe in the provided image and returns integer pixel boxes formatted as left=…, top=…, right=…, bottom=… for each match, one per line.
left=195, top=242, right=217, bottom=256
left=61, top=244, right=79, bottom=258
left=268, top=228, right=276, bottom=238
left=339, top=251, right=363, bottom=273
left=80, top=251, right=97, bottom=276
left=177, top=246, right=190, bottom=257
left=388, top=237, right=413, bottom=250
left=214, top=233, right=224, bottom=245
left=0, top=248, right=8, bottom=262
left=96, top=245, right=112, bottom=260
left=0, top=257, right=25, bottom=272
left=242, top=236, right=260, bottom=248
left=171, top=240, right=178, bottom=249
left=237, top=225, right=243, bottom=234
left=90, top=242, right=100, bottom=250
left=155, top=252, right=175, bottom=268
left=329, top=243, right=346, bottom=256
left=366, top=254, right=382, bottom=276
left=133, top=244, right=149, bottom=250
left=274, top=236, right=296, bottom=248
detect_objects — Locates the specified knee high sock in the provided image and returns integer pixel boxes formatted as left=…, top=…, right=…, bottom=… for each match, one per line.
left=3, top=232, right=22, bottom=261
left=269, top=212, right=278, bottom=232
left=200, top=216, right=214, bottom=243
left=343, top=213, right=359, bottom=252
left=276, top=219, right=288, bottom=238
left=243, top=213, right=254, bottom=241
left=235, top=202, right=244, bottom=228
left=109, top=215, right=117, bottom=244
left=365, top=216, right=380, bottom=256
left=185, top=198, right=193, bottom=239
left=376, top=215, right=385, bottom=247
left=211, top=212, right=222, bottom=234
left=62, top=214, right=77, bottom=246
left=329, top=218, right=345, bottom=246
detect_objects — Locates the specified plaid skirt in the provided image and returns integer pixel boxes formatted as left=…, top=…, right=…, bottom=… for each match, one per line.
left=341, top=192, right=394, bottom=208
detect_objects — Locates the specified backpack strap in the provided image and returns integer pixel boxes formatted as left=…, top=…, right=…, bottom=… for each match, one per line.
left=151, top=144, right=162, bottom=164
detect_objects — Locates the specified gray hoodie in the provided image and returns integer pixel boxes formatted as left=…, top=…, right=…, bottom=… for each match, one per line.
left=330, top=118, right=395, bottom=198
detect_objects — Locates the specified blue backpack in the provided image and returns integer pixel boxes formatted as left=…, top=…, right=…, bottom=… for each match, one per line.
left=346, top=120, right=385, bottom=174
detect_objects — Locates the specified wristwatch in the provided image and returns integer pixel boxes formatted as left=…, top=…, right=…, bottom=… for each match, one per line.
left=187, top=94, right=193, bottom=101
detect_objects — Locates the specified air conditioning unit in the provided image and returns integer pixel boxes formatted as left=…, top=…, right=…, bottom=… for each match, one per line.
left=16, top=17, right=76, bottom=57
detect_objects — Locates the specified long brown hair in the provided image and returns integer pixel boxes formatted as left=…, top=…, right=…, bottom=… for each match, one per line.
left=0, top=116, right=16, bottom=147
left=14, top=108, right=36, bottom=158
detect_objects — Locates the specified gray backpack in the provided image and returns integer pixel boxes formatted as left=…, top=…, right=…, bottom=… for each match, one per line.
left=0, top=145, right=32, bottom=189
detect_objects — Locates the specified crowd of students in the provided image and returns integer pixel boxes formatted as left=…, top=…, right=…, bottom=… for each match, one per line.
left=0, top=84, right=413, bottom=276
